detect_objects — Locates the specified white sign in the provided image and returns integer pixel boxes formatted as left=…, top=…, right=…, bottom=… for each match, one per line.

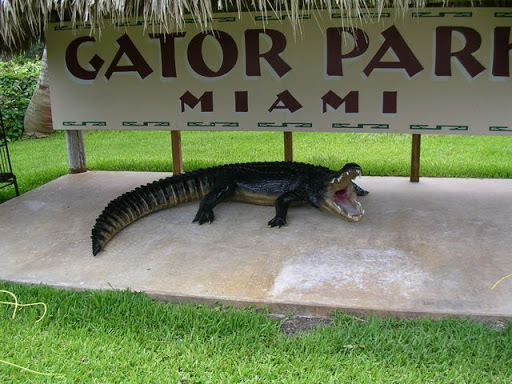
left=46, top=9, right=512, bottom=135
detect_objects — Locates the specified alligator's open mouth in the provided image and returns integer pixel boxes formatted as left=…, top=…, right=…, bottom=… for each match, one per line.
left=320, top=164, right=365, bottom=222
left=330, top=184, right=364, bottom=220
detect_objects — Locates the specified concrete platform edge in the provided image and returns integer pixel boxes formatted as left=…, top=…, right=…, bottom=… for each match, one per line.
left=3, top=278, right=510, bottom=321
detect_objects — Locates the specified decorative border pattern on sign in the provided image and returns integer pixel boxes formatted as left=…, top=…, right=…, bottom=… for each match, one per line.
left=410, top=125, right=469, bottom=131
left=332, top=123, right=390, bottom=130
left=63, top=121, right=106, bottom=127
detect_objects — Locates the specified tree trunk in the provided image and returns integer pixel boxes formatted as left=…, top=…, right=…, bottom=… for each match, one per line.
left=24, top=47, right=53, bottom=136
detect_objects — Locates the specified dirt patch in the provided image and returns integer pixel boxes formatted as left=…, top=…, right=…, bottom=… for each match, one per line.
left=269, top=315, right=510, bottom=336
left=268, top=314, right=334, bottom=335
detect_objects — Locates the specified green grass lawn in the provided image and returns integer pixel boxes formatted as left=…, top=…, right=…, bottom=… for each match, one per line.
left=2, top=130, right=511, bottom=202
left=1, top=282, right=511, bottom=383
left=1, top=131, right=511, bottom=382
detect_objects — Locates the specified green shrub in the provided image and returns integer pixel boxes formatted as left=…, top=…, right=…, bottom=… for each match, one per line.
left=0, top=57, right=41, bottom=141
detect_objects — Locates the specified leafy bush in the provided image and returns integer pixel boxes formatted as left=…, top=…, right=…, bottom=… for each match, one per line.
left=0, top=57, right=41, bottom=141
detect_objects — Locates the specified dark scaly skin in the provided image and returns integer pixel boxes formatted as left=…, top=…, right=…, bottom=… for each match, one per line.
left=91, top=162, right=368, bottom=256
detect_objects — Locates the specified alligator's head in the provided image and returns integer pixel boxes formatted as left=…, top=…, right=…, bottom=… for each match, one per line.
left=319, top=163, right=365, bottom=222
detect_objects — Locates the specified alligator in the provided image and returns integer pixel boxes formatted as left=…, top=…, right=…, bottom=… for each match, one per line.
left=91, top=162, right=368, bottom=256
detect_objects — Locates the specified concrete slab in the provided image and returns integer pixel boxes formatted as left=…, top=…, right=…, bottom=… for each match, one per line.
left=1, top=171, right=511, bottom=318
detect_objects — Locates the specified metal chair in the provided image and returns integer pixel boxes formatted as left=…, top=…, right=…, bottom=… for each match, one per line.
left=0, top=108, right=20, bottom=196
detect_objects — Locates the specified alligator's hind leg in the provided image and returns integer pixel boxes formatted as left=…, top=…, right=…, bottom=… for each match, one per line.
left=193, top=183, right=235, bottom=224
left=353, top=182, right=369, bottom=196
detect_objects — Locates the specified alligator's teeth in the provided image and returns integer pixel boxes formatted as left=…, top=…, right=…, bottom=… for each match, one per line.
left=332, top=168, right=361, bottom=183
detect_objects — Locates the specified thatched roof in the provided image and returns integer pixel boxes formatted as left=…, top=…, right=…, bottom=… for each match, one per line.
left=0, top=0, right=507, bottom=54
left=0, top=0, right=420, bottom=52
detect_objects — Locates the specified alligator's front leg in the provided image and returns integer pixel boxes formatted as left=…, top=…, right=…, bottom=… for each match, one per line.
left=353, top=182, right=369, bottom=196
left=268, top=190, right=307, bottom=228
left=193, top=183, right=235, bottom=224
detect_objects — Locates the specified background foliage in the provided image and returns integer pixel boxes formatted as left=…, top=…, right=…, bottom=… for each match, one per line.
left=0, top=48, right=41, bottom=141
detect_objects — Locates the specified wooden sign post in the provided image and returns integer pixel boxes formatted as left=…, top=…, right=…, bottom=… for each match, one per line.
left=410, top=134, right=421, bottom=182
left=171, top=131, right=183, bottom=175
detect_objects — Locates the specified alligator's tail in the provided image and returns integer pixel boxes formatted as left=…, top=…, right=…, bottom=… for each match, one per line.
left=91, top=171, right=213, bottom=256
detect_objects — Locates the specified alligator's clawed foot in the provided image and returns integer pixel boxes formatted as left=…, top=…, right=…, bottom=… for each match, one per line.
left=268, top=217, right=287, bottom=228
left=353, top=182, right=369, bottom=196
left=193, top=209, right=214, bottom=225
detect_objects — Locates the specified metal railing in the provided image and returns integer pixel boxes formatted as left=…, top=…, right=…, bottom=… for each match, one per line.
left=0, top=108, right=20, bottom=196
